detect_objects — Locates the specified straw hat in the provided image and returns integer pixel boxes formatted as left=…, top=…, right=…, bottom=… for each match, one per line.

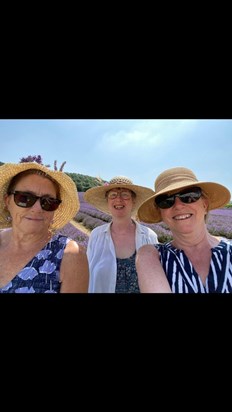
left=0, top=162, right=80, bottom=230
left=137, top=167, right=231, bottom=223
left=84, top=176, right=155, bottom=216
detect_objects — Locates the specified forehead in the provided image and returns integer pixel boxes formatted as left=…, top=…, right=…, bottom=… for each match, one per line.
left=14, top=174, right=57, bottom=191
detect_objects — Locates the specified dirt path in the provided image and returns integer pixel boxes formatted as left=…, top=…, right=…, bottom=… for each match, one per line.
left=70, top=219, right=91, bottom=236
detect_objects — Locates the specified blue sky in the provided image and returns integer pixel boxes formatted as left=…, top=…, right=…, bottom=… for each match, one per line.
left=0, top=119, right=231, bottom=196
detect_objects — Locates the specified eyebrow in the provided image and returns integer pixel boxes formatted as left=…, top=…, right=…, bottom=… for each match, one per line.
left=109, top=189, right=131, bottom=192
left=14, top=189, right=56, bottom=197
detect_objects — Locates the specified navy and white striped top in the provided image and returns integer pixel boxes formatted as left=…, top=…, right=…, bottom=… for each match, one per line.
left=156, top=240, right=232, bottom=293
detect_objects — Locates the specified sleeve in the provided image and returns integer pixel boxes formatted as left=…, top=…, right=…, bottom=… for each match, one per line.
left=147, top=227, right=158, bottom=244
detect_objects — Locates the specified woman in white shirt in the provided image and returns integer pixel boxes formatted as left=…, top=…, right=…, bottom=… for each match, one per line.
left=84, top=176, right=158, bottom=293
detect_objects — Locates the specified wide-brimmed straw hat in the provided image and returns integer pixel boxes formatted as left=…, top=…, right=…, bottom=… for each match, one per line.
left=0, top=162, right=79, bottom=230
left=84, top=176, right=155, bottom=216
left=137, top=166, right=231, bottom=223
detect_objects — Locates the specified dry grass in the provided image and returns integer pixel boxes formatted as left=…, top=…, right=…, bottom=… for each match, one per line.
left=70, top=219, right=91, bottom=236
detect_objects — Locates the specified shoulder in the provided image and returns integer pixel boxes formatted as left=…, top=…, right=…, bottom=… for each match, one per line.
left=136, top=222, right=158, bottom=238
left=60, top=240, right=89, bottom=292
left=89, top=223, right=109, bottom=237
left=64, top=239, right=85, bottom=253
left=220, top=238, right=232, bottom=246
left=137, top=244, right=159, bottom=259
left=155, top=241, right=172, bottom=250
left=146, top=226, right=158, bottom=237
left=63, top=239, right=87, bottom=264
left=52, top=232, right=69, bottom=242
left=217, top=239, right=232, bottom=253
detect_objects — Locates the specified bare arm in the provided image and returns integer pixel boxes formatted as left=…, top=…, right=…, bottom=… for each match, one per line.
left=60, top=240, right=89, bottom=293
left=136, top=245, right=172, bottom=293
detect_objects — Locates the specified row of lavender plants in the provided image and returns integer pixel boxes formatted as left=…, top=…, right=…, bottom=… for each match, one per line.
left=58, top=222, right=89, bottom=249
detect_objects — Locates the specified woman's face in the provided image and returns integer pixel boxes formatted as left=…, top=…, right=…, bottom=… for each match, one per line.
left=5, top=174, right=58, bottom=234
left=106, top=188, right=136, bottom=218
left=159, top=190, right=209, bottom=236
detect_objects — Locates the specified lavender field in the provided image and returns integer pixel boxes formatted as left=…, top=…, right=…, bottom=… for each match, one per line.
left=58, top=222, right=89, bottom=249
left=59, top=192, right=232, bottom=247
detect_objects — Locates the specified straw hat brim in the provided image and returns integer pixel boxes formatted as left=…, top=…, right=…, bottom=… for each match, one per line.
left=84, top=183, right=155, bottom=216
left=137, top=181, right=231, bottom=223
left=0, top=162, right=79, bottom=230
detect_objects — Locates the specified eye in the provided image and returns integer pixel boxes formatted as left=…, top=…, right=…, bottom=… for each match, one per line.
left=121, top=192, right=131, bottom=199
left=108, top=192, right=117, bottom=199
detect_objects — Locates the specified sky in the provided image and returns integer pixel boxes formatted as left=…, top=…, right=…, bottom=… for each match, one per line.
left=0, top=119, right=231, bottom=196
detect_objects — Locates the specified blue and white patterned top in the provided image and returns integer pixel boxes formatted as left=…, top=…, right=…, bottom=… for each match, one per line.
left=0, top=234, right=70, bottom=293
left=156, top=240, right=232, bottom=293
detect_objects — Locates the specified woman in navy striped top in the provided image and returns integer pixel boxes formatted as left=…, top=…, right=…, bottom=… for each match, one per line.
left=136, top=167, right=232, bottom=293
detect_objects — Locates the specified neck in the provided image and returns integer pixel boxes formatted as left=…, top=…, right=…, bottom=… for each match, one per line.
left=111, top=219, right=135, bottom=234
left=171, top=229, right=218, bottom=251
left=9, top=228, right=52, bottom=249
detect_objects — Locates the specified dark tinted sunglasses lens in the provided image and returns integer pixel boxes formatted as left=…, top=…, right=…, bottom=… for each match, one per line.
left=155, top=195, right=175, bottom=209
left=14, top=193, right=37, bottom=207
left=41, top=198, right=61, bottom=211
left=179, top=191, right=201, bottom=203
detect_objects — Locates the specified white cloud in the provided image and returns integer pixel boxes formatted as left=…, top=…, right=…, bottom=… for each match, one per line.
left=97, top=119, right=198, bottom=152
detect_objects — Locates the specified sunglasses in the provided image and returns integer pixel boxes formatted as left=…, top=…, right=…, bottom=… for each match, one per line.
left=107, top=190, right=132, bottom=200
left=155, top=187, right=202, bottom=209
left=8, top=191, right=62, bottom=211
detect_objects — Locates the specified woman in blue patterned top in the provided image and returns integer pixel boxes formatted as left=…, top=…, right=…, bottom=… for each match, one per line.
left=0, top=161, right=89, bottom=293
left=136, top=167, right=232, bottom=293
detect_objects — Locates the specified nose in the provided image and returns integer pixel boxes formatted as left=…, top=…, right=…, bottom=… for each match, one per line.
left=173, top=196, right=183, bottom=206
left=31, top=198, right=43, bottom=210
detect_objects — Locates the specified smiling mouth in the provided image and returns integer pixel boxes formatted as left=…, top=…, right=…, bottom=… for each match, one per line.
left=173, top=213, right=192, bottom=220
left=26, top=217, right=44, bottom=221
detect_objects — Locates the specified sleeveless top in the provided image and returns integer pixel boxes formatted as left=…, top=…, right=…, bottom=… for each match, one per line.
left=115, top=251, right=140, bottom=293
left=156, top=240, right=232, bottom=293
left=0, top=234, right=70, bottom=293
